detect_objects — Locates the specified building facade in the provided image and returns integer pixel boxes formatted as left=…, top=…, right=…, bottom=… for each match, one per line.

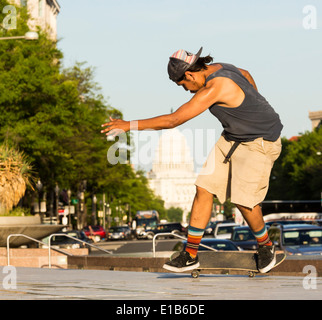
left=147, top=128, right=197, bottom=224
left=11, top=0, right=60, bottom=40
left=309, top=110, right=322, bottom=130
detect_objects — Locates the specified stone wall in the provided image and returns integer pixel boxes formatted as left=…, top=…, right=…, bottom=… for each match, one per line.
left=0, top=248, right=88, bottom=269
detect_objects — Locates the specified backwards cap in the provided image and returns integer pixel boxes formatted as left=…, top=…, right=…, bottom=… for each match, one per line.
left=167, top=47, right=203, bottom=82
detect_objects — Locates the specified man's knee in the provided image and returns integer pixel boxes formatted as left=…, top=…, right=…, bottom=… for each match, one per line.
left=235, top=203, right=261, bottom=213
left=195, top=186, right=213, bottom=199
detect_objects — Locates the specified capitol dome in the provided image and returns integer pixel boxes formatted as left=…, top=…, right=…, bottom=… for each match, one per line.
left=147, top=128, right=197, bottom=223
left=152, top=128, right=194, bottom=177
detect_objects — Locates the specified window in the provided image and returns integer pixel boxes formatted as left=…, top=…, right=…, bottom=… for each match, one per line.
left=38, top=0, right=44, bottom=17
left=283, top=230, right=322, bottom=246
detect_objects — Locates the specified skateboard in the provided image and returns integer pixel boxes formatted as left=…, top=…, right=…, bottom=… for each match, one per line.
left=190, top=250, right=286, bottom=278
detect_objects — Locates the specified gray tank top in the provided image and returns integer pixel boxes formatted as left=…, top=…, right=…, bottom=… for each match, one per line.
left=206, top=63, right=283, bottom=142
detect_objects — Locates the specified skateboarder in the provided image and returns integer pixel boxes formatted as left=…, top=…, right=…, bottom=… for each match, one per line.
left=101, top=47, right=283, bottom=274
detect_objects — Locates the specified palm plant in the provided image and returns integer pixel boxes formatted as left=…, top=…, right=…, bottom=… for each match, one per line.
left=0, top=144, right=34, bottom=214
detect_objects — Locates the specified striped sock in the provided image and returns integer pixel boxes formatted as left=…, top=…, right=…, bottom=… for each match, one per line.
left=185, top=225, right=204, bottom=258
left=253, top=226, right=272, bottom=246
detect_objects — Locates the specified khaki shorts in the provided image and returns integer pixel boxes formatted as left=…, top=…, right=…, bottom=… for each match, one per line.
left=195, top=136, right=282, bottom=209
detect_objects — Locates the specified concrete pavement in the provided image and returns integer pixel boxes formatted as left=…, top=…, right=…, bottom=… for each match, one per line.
left=0, top=266, right=321, bottom=300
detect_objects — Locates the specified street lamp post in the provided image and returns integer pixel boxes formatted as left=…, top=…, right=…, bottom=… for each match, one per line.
left=77, top=180, right=87, bottom=230
left=67, top=189, right=72, bottom=229
left=55, top=183, right=59, bottom=220
left=0, top=31, right=39, bottom=41
left=92, top=194, right=97, bottom=226
left=125, top=203, right=131, bottom=225
left=36, top=179, right=43, bottom=221
left=106, top=203, right=111, bottom=230
left=102, top=193, right=106, bottom=230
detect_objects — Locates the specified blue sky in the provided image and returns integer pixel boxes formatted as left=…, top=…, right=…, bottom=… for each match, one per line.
left=57, top=0, right=322, bottom=170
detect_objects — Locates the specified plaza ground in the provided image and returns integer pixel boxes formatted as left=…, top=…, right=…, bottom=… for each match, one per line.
left=0, top=266, right=321, bottom=300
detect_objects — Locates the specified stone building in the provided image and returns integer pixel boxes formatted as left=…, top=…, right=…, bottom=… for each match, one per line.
left=309, top=110, right=322, bottom=130
left=147, top=128, right=197, bottom=224
left=11, top=0, right=60, bottom=40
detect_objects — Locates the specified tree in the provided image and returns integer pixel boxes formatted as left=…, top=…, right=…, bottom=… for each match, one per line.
left=281, top=128, right=322, bottom=200
left=166, top=207, right=184, bottom=222
left=0, top=0, right=166, bottom=221
left=267, top=128, right=322, bottom=200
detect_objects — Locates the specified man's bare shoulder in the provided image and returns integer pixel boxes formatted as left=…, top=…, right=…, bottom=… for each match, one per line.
left=237, top=68, right=258, bottom=91
left=238, top=68, right=251, bottom=77
left=204, top=75, right=237, bottom=90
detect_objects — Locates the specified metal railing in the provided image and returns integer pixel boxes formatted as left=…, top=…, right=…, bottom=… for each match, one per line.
left=7, top=233, right=113, bottom=268
left=152, top=232, right=218, bottom=257
left=6, top=234, right=72, bottom=266
left=47, top=233, right=113, bottom=268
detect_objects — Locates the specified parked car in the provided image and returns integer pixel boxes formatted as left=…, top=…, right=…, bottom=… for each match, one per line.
left=214, top=223, right=240, bottom=239
left=204, top=221, right=220, bottom=236
left=265, top=220, right=314, bottom=227
left=230, top=226, right=258, bottom=250
left=176, top=238, right=240, bottom=252
left=142, top=222, right=187, bottom=240
left=83, top=225, right=106, bottom=242
left=43, top=230, right=92, bottom=252
left=107, top=226, right=132, bottom=241
left=314, top=220, right=322, bottom=227
left=268, top=224, right=322, bottom=255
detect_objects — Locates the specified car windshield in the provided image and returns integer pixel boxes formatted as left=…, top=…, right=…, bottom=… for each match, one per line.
left=231, top=229, right=256, bottom=241
left=283, top=229, right=322, bottom=246
left=92, top=226, right=102, bottom=231
left=137, top=219, right=158, bottom=228
left=84, top=226, right=102, bottom=231
left=67, top=232, right=78, bottom=238
left=217, top=226, right=235, bottom=235
left=109, top=227, right=123, bottom=232
left=52, top=235, right=74, bottom=243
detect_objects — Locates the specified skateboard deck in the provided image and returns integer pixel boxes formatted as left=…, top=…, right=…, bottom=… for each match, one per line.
left=190, top=250, right=286, bottom=278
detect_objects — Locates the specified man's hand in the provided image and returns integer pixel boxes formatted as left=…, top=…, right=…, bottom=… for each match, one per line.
left=101, top=117, right=130, bottom=137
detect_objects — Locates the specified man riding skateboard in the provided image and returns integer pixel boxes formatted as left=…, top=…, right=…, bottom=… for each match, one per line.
left=101, top=47, right=283, bottom=274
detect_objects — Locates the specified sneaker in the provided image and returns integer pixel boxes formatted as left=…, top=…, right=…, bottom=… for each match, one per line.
left=163, top=251, right=200, bottom=272
left=257, top=244, right=276, bottom=273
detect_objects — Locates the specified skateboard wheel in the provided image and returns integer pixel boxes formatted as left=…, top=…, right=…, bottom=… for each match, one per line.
left=191, top=270, right=200, bottom=278
left=248, top=271, right=255, bottom=278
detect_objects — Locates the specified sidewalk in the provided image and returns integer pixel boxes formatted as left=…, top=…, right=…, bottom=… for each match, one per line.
left=0, top=267, right=321, bottom=300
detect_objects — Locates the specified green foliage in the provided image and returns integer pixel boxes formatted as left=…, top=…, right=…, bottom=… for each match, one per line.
left=267, top=128, right=322, bottom=200
left=0, top=1, right=165, bottom=218
left=166, top=207, right=183, bottom=222
left=6, top=206, right=32, bottom=216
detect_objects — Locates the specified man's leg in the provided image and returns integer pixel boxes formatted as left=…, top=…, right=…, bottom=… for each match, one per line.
left=235, top=204, right=272, bottom=245
left=189, top=186, right=214, bottom=229
left=185, top=186, right=214, bottom=258
left=163, top=186, right=213, bottom=272
left=236, top=204, right=266, bottom=233
left=236, top=204, right=275, bottom=273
